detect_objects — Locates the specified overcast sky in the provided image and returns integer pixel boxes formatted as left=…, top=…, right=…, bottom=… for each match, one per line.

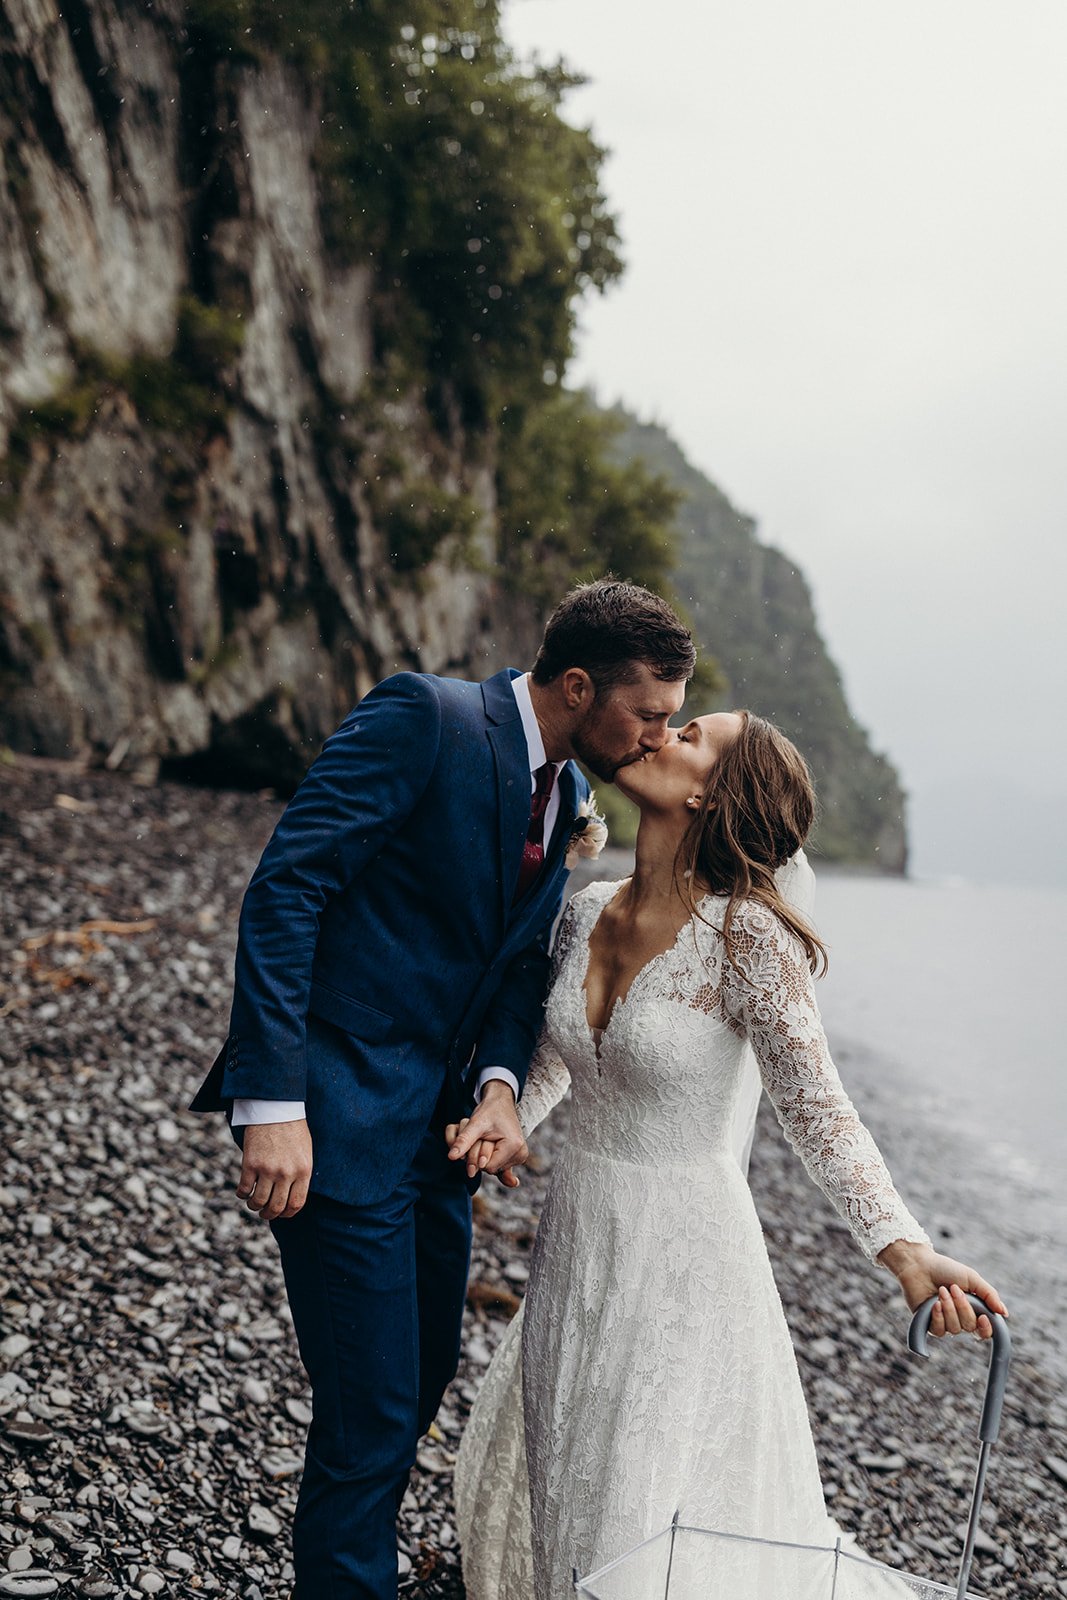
left=504, top=0, right=1067, bottom=881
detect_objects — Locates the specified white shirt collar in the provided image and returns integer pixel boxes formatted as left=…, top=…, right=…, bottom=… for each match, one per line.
left=510, top=672, right=566, bottom=777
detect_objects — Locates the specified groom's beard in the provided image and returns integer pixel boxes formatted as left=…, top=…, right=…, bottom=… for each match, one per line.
left=571, top=723, right=645, bottom=784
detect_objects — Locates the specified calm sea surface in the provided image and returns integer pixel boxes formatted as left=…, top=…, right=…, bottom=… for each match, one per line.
left=809, top=873, right=1067, bottom=1372
left=813, top=874, right=1064, bottom=1201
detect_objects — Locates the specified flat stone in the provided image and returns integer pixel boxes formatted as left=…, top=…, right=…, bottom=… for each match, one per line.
left=78, top=1577, right=115, bottom=1599
left=808, top=1336, right=838, bottom=1362
left=0, top=1575, right=60, bottom=1597
left=246, top=1504, right=281, bottom=1540
left=1044, top=1455, right=1067, bottom=1487
left=121, top=1409, right=168, bottom=1438
left=261, top=1448, right=302, bottom=1479
left=955, top=1524, right=998, bottom=1556
left=0, top=1336, right=32, bottom=1361
left=137, top=1573, right=165, bottom=1595
left=165, top=1551, right=193, bottom=1572
left=856, top=1452, right=907, bottom=1473
left=3, top=1420, right=54, bottom=1446
left=4, top=1553, right=33, bottom=1574
left=283, top=1397, right=312, bottom=1427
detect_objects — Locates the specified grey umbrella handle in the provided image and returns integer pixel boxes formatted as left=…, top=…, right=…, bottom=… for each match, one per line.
left=907, top=1294, right=1012, bottom=1442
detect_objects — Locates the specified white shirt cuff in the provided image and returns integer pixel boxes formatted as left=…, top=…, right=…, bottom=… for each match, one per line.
left=231, top=1098, right=306, bottom=1127
left=474, top=1067, right=520, bottom=1103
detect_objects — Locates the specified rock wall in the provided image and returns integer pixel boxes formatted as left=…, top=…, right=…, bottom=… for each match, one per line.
left=0, top=0, right=502, bottom=786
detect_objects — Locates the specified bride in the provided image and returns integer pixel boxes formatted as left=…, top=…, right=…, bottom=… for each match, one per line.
left=448, top=710, right=1007, bottom=1599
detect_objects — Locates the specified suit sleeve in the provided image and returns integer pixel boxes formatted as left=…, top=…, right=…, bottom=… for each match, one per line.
left=469, top=887, right=562, bottom=1095
left=218, top=674, right=441, bottom=1102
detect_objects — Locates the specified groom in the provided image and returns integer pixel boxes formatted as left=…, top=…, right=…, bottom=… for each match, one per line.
left=191, top=579, right=695, bottom=1599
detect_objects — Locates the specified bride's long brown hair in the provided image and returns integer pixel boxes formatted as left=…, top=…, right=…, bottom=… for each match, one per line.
left=674, top=711, right=828, bottom=976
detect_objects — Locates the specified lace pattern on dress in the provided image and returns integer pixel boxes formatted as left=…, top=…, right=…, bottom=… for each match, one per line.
left=715, top=899, right=930, bottom=1261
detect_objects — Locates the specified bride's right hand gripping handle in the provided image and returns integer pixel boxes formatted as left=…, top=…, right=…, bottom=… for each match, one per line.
left=907, top=1294, right=1012, bottom=1443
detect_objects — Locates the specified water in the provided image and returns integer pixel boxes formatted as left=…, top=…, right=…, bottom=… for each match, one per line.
left=810, top=872, right=1067, bottom=1379
left=813, top=873, right=1065, bottom=1207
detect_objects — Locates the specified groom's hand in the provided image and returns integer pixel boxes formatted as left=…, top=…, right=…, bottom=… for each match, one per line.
left=446, top=1081, right=528, bottom=1187
left=236, top=1120, right=313, bottom=1222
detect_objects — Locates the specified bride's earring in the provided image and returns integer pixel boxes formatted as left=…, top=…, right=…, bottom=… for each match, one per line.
left=686, top=796, right=700, bottom=810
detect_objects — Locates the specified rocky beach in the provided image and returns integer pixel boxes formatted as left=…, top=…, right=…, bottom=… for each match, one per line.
left=1, top=759, right=1064, bottom=1599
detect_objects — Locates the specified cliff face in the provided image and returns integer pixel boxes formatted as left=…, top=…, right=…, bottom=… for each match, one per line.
left=0, top=3, right=906, bottom=868
left=613, top=415, right=908, bottom=871
left=0, top=0, right=500, bottom=786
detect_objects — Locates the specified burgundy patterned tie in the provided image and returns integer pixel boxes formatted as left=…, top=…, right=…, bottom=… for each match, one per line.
left=512, top=761, right=556, bottom=904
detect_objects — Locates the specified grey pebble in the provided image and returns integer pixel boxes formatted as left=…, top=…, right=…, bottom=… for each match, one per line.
left=246, top=1505, right=281, bottom=1540
left=77, top=1574, right=115, bottom=1600
left=3, top=1419, right=54, bottom=1446
left=284, top=1397, right=313, bottom=1427
left=0, top=1576, right=59, bottom=1598
left=808, top=1336, right=839, bottom=1362
left=0, top=1336, right=32, bottom=1361
left=77, top=1576, right=115, bottom=1599
left=856, top=1452, right=907, bottom=1473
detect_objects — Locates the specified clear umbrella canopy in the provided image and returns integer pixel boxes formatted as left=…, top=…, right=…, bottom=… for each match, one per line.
left=573, top=1519, right=986, bottom=1600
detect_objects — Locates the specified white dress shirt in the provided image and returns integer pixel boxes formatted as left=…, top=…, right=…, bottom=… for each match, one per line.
left=231, top=672, right=563, bottom=1127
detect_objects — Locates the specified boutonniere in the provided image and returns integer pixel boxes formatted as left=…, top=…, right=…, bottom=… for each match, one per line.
left=565, top=792, right=609, bottom=869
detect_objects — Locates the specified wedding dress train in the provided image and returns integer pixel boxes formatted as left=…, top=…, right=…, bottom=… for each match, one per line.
left=454, top=871, right=929, bottom=1599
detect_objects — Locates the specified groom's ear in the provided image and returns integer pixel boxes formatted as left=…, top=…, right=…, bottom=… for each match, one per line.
left=560, top=668, right=593, bottom=710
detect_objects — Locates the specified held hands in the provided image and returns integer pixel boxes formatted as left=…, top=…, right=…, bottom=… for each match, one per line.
left=446, top=1080, right=529, bottom=1188
left=236, top=1120, right=313, bottom=1222
left=877, top=1241, right=1009, bottom=1340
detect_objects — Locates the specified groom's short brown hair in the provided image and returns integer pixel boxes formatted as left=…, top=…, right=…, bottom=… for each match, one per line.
left=531, top=579, right=696, bottom=692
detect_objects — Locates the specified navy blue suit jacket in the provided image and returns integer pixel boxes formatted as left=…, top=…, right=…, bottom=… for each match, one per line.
left=190, top=668, right=588, bottom=1205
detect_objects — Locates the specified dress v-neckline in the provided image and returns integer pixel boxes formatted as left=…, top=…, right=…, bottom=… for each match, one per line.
left=578, top=881, right=711, bottom=1060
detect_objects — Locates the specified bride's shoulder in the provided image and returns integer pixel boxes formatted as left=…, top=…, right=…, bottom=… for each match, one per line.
left=694, top=894, right=796, bottom=954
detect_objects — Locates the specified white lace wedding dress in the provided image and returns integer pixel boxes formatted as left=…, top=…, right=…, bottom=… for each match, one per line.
left=454, top=873, right=930, bottom=1600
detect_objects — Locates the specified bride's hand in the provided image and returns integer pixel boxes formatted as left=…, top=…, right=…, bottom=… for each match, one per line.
left=444, top=1118, right=522, bottom=1188
left=877, top=1241, right=1009, bottom=1339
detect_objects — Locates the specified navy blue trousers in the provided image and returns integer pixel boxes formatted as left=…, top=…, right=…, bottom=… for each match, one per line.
left=271, top=1122, right=472, bottom=1600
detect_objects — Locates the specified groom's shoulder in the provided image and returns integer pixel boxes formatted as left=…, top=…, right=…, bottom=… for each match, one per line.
left=415, top=667, right=520, bottom=723
left=360, top=670, right=482, bottom=717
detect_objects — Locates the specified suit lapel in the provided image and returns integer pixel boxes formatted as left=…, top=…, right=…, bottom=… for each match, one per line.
left=543, top=761, right=581, bottom=876
left=482, top=671, right=532, bottom=926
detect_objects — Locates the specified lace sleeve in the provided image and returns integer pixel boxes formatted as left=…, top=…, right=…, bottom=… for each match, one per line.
left=720, top=901, right=930, bottom=1262
left=516, top=899, right=577, bottom=1138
